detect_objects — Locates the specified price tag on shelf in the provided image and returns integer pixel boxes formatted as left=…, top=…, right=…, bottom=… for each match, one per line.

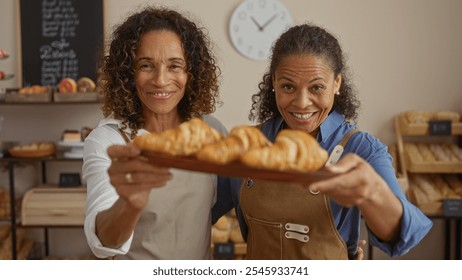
left=443, top=199, right=462, bottom=217
left=428, top=120, right=452, bottom=136
left=213, top=243, right=234, bottom=259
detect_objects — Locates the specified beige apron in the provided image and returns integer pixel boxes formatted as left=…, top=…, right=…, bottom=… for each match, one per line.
left=240, top=130, right=358, bottom=260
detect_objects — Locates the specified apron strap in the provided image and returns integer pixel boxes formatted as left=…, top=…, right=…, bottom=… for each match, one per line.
left=338, top=129, right=359, bottom=148
left=118, top=128, right=131, bottom=144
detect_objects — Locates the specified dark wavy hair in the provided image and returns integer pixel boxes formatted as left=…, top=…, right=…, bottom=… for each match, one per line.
left=99, top=6, right=221, bottom=139
left=249, top=23, right=360, bottom=124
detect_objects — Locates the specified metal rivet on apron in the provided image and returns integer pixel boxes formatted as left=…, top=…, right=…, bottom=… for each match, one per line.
left=285, top=223, right=309, bottom=234
left=246, top=179, right=254, bottom=188
left=284, top=231, right=309, bottom=243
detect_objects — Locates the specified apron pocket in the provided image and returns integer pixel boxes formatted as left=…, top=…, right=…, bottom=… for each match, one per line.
left=246, top=216, right=283, bottom=259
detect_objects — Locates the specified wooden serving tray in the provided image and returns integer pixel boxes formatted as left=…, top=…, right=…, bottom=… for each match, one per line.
left=142, top=151, right=334, bottom=184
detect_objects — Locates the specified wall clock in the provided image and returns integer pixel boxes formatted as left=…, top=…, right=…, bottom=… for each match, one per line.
left=228, top=0, right=293, bottom=61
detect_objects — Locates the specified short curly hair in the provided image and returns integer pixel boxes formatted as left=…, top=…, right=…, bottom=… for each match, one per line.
left=249, top=23, right=360, bottom=124
left=99, top=6, right=221, bottom=139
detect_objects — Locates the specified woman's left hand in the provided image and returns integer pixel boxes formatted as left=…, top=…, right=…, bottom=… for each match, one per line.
left=307, top=153, right=386, bottom=208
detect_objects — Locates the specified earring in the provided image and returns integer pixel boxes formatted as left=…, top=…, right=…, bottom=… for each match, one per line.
left=335, top=91, right=340, bottom=95
left=272, top=88, right=275, bottom=92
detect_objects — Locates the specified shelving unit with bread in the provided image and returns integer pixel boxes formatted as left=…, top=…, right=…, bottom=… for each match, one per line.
left=394, top=111, right=462, bottom=216
left=0, top=155, right=87, bottom=260
left=0, top=98, right=94, bottom=259
left=210, top=209, right=247, bottom=259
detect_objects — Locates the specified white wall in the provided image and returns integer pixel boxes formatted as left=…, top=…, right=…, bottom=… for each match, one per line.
left=1, top=0, right=461, bottom=259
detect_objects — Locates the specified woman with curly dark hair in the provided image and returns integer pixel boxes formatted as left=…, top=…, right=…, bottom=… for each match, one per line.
left=82, top=6, right=228, bottom=259
left=217, top=23, right=432, bottom=259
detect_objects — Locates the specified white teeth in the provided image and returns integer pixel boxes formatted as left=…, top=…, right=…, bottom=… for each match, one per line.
left=153, top=92, right=169, bottom=97
left=292, top=113, right=312, bottom=119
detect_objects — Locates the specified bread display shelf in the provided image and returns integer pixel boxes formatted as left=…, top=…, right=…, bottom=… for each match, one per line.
left=53, top=91, right=99, bottom=103
left=21, top=187, right=86, bottom=226
left=395, top=112, right=462, bottom=217
left=8, top=142, right=56, bottom=158
left=398, top=113, right=462, bottom=135
left=405, top=159, right=462, bottom=173
left=142, top=151, right=334, bottom=184
left=4, top=90, right=52, bottom=103
left=211, top=243, right=247, bottom=256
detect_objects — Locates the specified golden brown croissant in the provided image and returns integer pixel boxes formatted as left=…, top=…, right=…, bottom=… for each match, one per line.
left=133, top=118, right=223, bottom=156
left=196, top=125, right=271, bottom=164
left=240, top=129, right=328, bottom=172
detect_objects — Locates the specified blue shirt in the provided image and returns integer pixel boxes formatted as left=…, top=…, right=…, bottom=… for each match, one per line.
left=213, top=111, right=433, bottom=258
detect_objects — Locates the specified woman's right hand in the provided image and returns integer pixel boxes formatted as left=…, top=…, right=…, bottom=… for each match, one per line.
left=106, top=143, right=172, bottom=210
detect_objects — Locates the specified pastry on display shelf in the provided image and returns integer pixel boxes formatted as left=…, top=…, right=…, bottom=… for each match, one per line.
left=8, top=142, right=56, bottom=158
left=58, top=78, right=77, bottom=93
left=61, top=129, right=82, bottom=142
left=76, top=77, right=96, bottom=93
left=18, top=85, right=49, bottom=94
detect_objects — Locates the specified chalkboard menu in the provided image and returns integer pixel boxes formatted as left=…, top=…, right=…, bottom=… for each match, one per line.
left=20, top=0, right=103, bottom=87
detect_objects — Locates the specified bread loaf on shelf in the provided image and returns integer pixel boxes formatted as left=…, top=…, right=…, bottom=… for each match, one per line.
left=417, top=143, right=436, bottom=162
left=443, top=175, right=462, bottom=197
left=211, top=215, right=231, bottom=243
left=405, top=142, right=424, bottom=163
left=406, top=142, right=462, bottom=163
left=404, top=110, right=460, bottom=124
left=409, top=173, right=462, bottom=205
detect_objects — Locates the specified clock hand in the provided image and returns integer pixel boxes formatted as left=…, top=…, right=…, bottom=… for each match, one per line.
left=260, top=14, right=278, bottom=31
left=250, top=16, right=263, bottom=31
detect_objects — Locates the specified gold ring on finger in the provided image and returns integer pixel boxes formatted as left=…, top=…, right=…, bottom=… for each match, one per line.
left=125, top=172, right=134, bottom=184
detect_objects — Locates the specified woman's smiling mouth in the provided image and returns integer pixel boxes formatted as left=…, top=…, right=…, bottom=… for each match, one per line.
left=291, top=112, right=314, bottom=120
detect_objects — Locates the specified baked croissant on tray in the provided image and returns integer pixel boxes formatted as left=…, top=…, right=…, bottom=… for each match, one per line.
left=196, top=125, right=271, bottom=164
left=133, top=118, right=223, bottom=156
left=240, top=129, right=328, bottom=172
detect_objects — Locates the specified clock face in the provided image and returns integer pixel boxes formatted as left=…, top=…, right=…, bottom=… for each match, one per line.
left=229, top=0, right=293, bottom=61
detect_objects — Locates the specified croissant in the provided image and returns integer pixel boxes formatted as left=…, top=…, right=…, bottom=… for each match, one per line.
left=196, top=125, right=271, bottom=164
left=240, top=129, right=328, bottom=172
left=133, top=118, right=223, bottom=156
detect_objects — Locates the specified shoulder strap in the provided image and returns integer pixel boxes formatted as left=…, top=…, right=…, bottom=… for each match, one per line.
left=118, top=128, right=131, bottom=144
left=338, top=129, right=359, bottom=148
left=325, top=129, right=359, bottom=167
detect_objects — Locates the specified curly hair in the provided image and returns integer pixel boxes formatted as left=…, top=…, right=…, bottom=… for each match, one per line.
left=99, top=6, right=221, bottom=139
left=249, top=23, right=360, bottom=124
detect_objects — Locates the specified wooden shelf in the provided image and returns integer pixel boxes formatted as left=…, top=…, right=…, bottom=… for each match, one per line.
left=398, top=113, right=462, bottom=135
left=394, top=113, right=462, bottom=217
